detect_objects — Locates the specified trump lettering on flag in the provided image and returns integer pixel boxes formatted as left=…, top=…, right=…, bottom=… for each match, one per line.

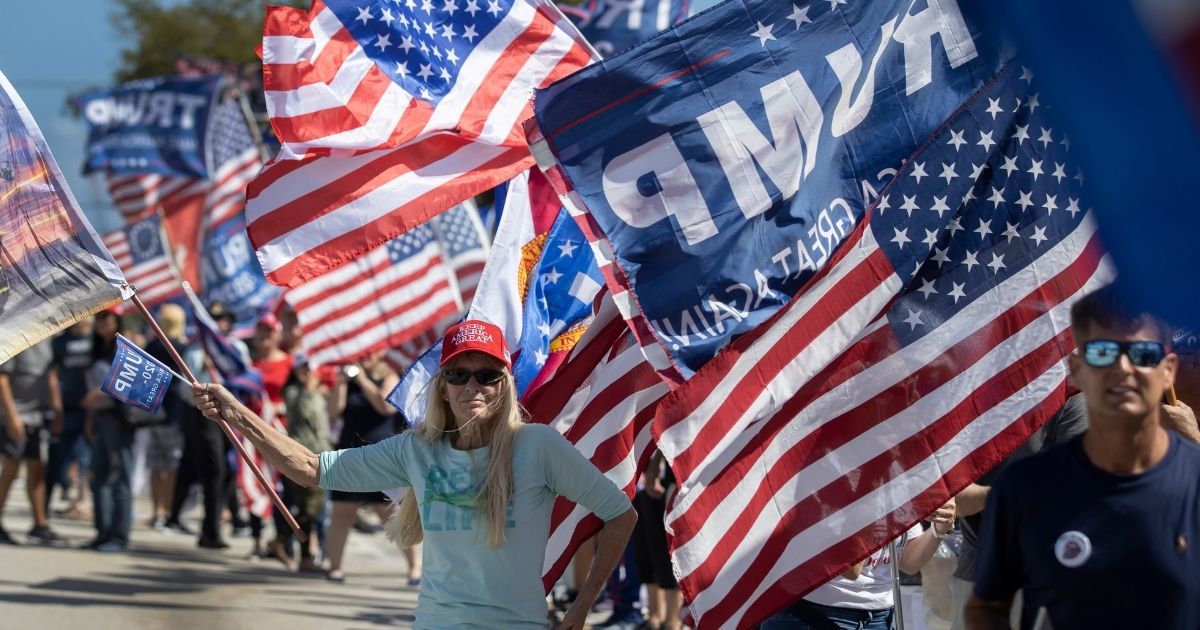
left=533, top=0, right=1007, bottom=381
left=653, top=63, right=1112, bottom=628
left=102, top=335, right=177, bottom=413
left=247, top=0, right=596, bottom=287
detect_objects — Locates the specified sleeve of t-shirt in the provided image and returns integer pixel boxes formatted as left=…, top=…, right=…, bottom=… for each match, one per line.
left=318, top=432, right=411, bottom=491
left=534, top=425, right=632, bottom=522
left=1041, top=393, right=1088, bottom=446
left=972, top=469, right=1023, bottom=601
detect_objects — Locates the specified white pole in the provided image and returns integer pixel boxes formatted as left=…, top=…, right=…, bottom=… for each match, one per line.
left=890, top=539, right=906, bottom=630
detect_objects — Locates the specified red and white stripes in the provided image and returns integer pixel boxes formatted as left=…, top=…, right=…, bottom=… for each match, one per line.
left=655, top=216, right=1113, bottom=629
left=248, top=0, right=595, bottom=287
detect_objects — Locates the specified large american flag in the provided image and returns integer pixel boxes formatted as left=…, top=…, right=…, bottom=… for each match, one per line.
left=653, top=66, right=1113, bottom=629
left=523, top=296, right=668, bottom=589
left=382, top=202, right=490, bottom=374
left=247, top=0, right=596, bottom=287
left=101, top=214, right=184, bottom=307
left=286, top=224, right=463, bottom=366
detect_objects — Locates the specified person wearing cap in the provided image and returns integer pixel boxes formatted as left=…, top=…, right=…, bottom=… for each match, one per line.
left=268, top=353, right=333, bottom=572
left=192, top=320, right=637, bottom=629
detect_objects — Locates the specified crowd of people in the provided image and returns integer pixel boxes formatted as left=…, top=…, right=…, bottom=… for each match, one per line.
left=0, top=303, right=416, bottom=581
left=3, top=284, right=1200, bottom=629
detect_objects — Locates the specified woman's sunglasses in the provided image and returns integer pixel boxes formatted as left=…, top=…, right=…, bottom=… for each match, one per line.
left=1079, top=340, right=1167, bottom=368
left=443, top=367, right=505, bottom=386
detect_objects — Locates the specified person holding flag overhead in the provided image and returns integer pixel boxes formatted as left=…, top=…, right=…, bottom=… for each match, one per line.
left=192, top=320, right=637, bottom=629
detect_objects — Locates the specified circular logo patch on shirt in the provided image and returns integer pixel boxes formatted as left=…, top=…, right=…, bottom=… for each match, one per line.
left=1054, top=530, right=1092, bottom=568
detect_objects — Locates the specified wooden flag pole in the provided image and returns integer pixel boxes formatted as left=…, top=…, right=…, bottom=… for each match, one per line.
left=1167, top=385, right=1179, bottom=406
left=130, top=293, right=305, bottom=541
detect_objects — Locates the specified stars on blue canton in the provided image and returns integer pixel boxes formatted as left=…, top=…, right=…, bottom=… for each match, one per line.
left=878, top=66, right=1091, bottom=345
left=431, top=204, right=483, bottom=257
left=388, top=224, right=436, bottom=261
left=209, top=99, right=256, bottom=169
left=326, top=0, right=510, bottom=104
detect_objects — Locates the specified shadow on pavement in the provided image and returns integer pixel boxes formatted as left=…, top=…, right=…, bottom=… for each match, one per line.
left=0, top=591, right=224, bottom=611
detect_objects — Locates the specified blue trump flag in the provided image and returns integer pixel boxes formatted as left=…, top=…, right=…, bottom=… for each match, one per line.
left=564, top=0, right=690, bottom=58
left=533, top=0, right=1007, bottom=379
left=102, top=335, right=181, bottom=413
left=183, top=286, right=264, bottom=395
left=78, top=75, right=220, bottom=178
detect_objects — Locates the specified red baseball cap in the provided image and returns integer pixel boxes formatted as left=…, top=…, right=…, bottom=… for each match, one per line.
left=440, top=320, right=510, bottom=369
left=257, top=312, right=281, bottom=331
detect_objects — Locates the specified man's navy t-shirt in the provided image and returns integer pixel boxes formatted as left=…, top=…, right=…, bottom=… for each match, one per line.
left=974, top=432, right=1200, bottom=629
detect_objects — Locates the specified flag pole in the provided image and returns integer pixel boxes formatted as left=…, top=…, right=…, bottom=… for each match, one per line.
left=129, top=292, right=305, bottom=541
left=890, top=539, right=906, bottom=630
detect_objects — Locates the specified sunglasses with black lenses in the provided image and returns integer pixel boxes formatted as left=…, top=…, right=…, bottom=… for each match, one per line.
left=1080, top=340, right=1167, bottom=368
left=443, top=367, right=505, bottom=386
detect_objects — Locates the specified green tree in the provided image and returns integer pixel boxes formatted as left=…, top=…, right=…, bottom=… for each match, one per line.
left=110, top=0, right=304, bottom=82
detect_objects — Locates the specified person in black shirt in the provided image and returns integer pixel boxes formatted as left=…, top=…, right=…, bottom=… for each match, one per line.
left=324, top=351, right=414, bottom=583
left=966, top=285, right=1200, bottom=629
left=47, top=319, right=94, bottom=517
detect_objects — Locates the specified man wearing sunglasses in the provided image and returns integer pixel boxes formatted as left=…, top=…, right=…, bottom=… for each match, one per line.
left=965, top=286, right=1200, bottom=630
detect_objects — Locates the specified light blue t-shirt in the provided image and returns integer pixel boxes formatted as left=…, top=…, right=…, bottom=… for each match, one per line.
left=318, top=423, right=631, bottom=628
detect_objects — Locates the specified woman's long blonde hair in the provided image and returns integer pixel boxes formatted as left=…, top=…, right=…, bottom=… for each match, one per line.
left=387, top=362, right=524, bottom=549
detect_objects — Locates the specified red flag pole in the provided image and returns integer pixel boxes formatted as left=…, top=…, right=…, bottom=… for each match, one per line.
left=130, top=293, right=305, bottom=541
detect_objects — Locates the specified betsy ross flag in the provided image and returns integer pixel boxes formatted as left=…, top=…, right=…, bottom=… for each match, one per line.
left=388, top=168, right=595, bottom=419
left=247, top=0, right=597, bottom=287
left=654, top=65, right=1112, bottom=628
left=0, top=70, right=129, bottom=362
left=101, top=214, right=183, bottom=308
left=286, top=223, right=463, bottom=366
left=524, top=297, right=668, bottom=589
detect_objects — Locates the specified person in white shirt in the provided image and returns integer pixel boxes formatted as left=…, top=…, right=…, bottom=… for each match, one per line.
left=763, top=499, right=956, bottom=629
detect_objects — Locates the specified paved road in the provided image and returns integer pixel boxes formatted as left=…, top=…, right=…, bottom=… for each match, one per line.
left=0, top=475, right=420, bottom=629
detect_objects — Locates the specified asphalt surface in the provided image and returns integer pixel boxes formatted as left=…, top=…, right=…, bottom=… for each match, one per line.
left=0, top=474, right=420, bottom=629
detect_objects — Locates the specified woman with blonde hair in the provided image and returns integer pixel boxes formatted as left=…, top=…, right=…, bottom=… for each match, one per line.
left=192, top=320, right=636, bottom=629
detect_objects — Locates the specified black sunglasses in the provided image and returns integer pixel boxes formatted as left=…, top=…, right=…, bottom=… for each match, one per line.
left=1080, top=340, right=1167, bottom=368
left=443, top=367, right=505, bottom=386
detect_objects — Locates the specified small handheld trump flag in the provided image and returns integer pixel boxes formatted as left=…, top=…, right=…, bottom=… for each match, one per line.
left=101, top=335, right=184, bottom=413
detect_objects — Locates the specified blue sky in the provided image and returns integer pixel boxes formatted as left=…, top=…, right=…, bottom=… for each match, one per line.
left=1, top=0, right=720, bottom=235
left=1, top=1, right=124, bottom=232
